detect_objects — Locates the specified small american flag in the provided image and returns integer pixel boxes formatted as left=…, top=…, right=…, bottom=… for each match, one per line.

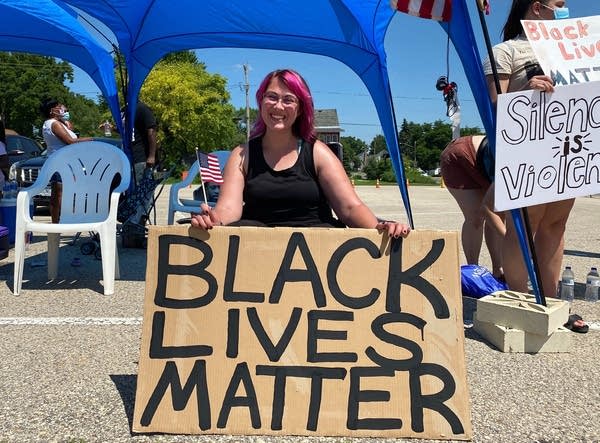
left=197, top=152, right=224, bottom=184
left=390, top=0, right=452, bottom=22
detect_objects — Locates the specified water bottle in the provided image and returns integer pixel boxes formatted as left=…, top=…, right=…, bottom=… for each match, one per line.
left=584, top=267, right=600, bottom=302
left=560, top=266, right=575, bottom=303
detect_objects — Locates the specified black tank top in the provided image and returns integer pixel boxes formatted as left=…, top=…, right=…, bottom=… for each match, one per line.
left=241, top=137, right=343, bottom=227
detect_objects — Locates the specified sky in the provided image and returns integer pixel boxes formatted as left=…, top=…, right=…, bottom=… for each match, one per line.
left=69, top=1, right=598, bottom=145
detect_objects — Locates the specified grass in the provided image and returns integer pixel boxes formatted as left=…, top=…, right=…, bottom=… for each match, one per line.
left=352, top=178, right=441, bottom=186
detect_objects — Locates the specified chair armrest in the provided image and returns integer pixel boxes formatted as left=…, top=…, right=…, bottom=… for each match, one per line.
left=16, top=191, right=34, bottom=223
left=172, top=162, right=199, bottom=194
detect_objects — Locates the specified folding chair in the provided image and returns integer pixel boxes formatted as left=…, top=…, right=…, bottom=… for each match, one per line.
left=13, top=141, right=130, bottom=296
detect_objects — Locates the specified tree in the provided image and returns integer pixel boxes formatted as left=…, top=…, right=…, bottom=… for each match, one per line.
left=370, top=134, right=387, bottom=155
left=340, top=135, right=367, bottom=172
left=65, top=94, right=104, bottom=137
left=363, top=157, right=393, bottom=181
left=233, top=106, right=258, bottom=145
left=398, top=119, right=482, bottom=171
left=0, top=52, right=74, bottom=137
left=140, top=53, right=238, bottom=168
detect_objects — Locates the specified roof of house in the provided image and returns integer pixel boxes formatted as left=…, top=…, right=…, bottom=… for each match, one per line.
left=314, top=109, right=340, bottom=131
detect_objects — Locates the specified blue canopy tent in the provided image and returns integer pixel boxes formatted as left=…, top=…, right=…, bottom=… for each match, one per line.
left=52, top=0, right=422, bottom=226
left=2, top=0, right=498, bottom=232
left=0, top=0, right=544, bottom=300
left=0, top=0, right=122, bottom=135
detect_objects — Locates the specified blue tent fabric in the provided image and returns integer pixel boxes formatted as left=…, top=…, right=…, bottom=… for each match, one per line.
left=46, top=0, right=416, bottom=225
left=0, top=0, right=543, bottom=300
left=0, top=0, right=122, bottom=135
left=0, top=0, right=498, bottom=232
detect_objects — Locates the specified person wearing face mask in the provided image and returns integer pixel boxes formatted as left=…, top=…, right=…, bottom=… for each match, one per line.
left=40, top=98, right=92, bottom=223
left=191, top=69, right=411, bottom=239
left=61, top=108, right=75, bottom=132
left=482, top=1, right=585, bottom=330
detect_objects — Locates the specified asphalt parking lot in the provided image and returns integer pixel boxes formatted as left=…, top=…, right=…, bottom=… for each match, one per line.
left=0, top=185, right=598, bottom=442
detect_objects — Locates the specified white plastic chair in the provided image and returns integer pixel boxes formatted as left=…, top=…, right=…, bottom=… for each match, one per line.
left=13, top=141, right=131, bottom=296
left=167, top=150, right=230, bottom=224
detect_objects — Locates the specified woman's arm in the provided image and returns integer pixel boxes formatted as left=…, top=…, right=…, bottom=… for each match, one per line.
left=190, top=145, right=246, bottom=229
left=314, top=141, right=410, bottom=238
left=51, top=120, right=92, bottom=144
left=486, top=72, right=554, bottom=105
left=485, top=73, right=510, bottom=106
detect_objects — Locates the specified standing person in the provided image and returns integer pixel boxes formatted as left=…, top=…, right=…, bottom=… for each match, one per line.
left=0, top=119, right=8, bottom=186
left=40, top=98, right=92, bottom=223
left=124, top=100, right=159, bottom=225
left=131, top=100, right=158, bottom=183
left=191, top=68, right=410, bottom=238
left=483, top=0, right=575, bottom=299
left=440, top=134, right=505, bottom=279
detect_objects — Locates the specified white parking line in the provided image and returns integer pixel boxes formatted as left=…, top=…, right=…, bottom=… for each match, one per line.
left=1, top=317, right=596, bottom=331
left=0, top=317, right=142, bottom=326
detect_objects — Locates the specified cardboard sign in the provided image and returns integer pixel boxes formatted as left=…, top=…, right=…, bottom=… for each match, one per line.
left=522, top=15, right=600, bottom=85
left=494, top=80, right=600, bottom=211
left=133, top=226, right=471, bottom=440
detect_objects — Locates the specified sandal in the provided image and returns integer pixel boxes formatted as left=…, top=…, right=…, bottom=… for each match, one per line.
left=564, top=314, right=589, bottom=334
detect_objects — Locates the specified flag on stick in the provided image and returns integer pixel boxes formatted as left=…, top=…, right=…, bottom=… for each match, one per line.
left=390, top=0, right=452, bottom=22
left=197, top=151, right=224, bottom=184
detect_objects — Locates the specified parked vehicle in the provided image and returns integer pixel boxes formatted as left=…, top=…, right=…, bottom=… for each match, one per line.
left=9, top=137, right=123, bottom=212
left=6, top=134, right=44, bottom=166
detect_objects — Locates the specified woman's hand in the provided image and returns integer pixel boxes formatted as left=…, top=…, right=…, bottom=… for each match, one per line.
left=190, top=203, right=223, bottom=230
left=376, top=220, right=411, bottom=238
left=526, top=74, right=555, bottom=93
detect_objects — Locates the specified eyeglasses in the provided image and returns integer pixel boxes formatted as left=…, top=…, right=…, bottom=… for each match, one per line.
left=263, top=92, right=299, bottom=107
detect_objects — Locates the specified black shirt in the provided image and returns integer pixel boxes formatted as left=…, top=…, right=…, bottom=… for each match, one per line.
left=241, top=137, right=344, bottom=227
left=131, top=101, right=157, bottom=164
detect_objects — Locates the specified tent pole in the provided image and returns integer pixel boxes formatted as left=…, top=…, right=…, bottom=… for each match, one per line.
left=387, top=81, right=414, bottom=229
left=475, top=1, right=546, bottom=306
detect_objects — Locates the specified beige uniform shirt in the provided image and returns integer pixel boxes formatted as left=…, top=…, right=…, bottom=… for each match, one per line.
left=482, top=35, right=542, bottom=93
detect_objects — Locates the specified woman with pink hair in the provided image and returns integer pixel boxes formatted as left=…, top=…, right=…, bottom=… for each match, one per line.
left=191, top=69, right=410, bottom=237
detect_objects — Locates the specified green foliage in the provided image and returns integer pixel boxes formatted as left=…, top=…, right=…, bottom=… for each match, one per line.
left=65, top=94, right=104, bottom=137
left=161, top=51, right=202, bottom=65
left=370, top=134, right=387, bottom=155
left=405, top=168, right=437, bottom=185
left=0, top=52, right=74, bottom=137
left=233, top=106, right=259, bottom=145
left=140, top=55, right=238, bottom=168
left=398, top=119, right=482, bottom=171
left=340, top=135, right=367, bottom=173
left=363, top=157, right=389, bottom=180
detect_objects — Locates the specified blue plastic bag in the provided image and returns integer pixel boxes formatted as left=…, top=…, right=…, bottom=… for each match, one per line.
left=460, top=265, right=507, bottom=298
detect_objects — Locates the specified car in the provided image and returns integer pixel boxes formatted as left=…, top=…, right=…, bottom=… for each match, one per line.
left=6, top=134, right=44, bottom=166
left=9, top=137, right=123, bottom=212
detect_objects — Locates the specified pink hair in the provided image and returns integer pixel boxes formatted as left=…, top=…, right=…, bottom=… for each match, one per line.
left=250, top=69, right=316, bottom=142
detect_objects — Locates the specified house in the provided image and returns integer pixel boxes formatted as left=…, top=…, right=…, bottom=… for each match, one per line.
left=314, top=109, right=343, bottom=144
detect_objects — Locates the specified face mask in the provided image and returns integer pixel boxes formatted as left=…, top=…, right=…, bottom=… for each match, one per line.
left=542, top=3, right=570, bottom=20
left=62, top=112, right=71, bottom=121
left=553, top=6, right=569, bottom=19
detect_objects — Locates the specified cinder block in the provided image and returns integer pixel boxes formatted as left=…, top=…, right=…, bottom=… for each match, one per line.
left=475, top=290, right=570, bottom=336
left=473, top=312, right=571, bottom=353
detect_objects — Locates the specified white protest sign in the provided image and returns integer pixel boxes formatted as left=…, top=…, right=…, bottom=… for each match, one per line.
left=494, top=80, right=600, bottom=211
left=522, top=15, right=600, bottom=85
